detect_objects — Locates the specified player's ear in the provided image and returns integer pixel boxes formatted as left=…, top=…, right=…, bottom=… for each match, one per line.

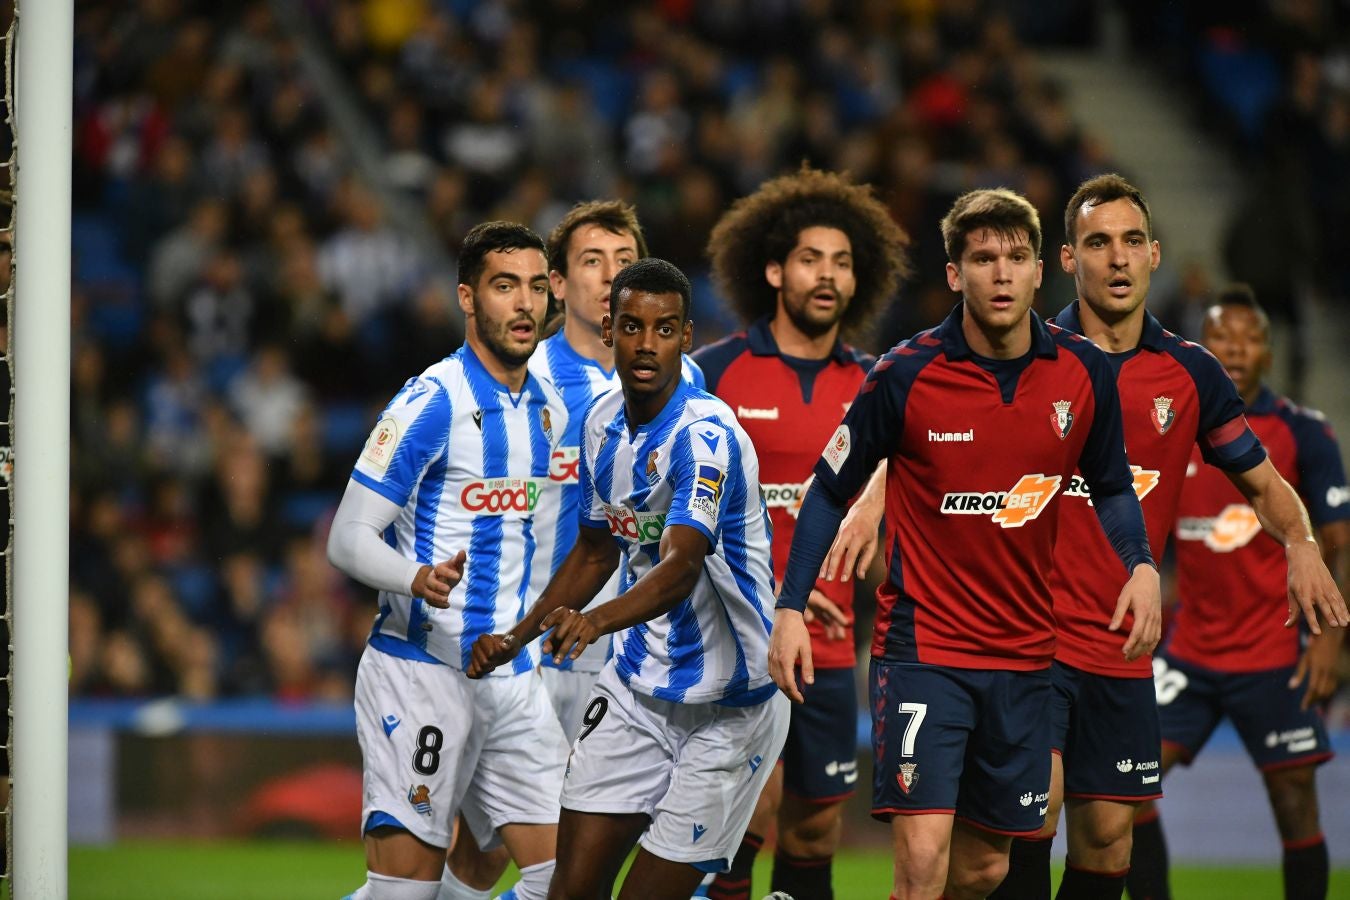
left=681, top=318, right=693, bottom=352
left=457, top=282, right=475, bottom=316
left=549, top=270, right=567, bottom=303
left=765, top=261, right=783, bottom=290
left=1060, top=244, right=1076, bottom=274
left=601, top=313, right=613, bottom=347
left=944, top=261, right=962, bottom=293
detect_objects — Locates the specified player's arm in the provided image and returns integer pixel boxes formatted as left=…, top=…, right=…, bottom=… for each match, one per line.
left=820, top=459, right=887, bottom=583
left=466, top=523, right=619, bottom=678
left=1225, top=460, right=1349, bottom=633
left=1075, top=349, right=1160, bottom=660
left=543, top=523, right=710, bottom=664
left=326, top=479, right=466, bottom=607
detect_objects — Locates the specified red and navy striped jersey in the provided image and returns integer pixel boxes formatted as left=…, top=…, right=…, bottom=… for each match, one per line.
left=1047, top=301, right=1265, bottom=677
left=814, top=304, right=1135, bottom=671
left=1169, top=387, right=1350, bottom=672
left=693, top=317, right=873, bottom=669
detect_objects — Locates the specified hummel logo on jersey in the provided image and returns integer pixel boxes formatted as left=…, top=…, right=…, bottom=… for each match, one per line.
left=382, top=714, right=401, bottom=737
left=940, top=474, right=1062, bottom=528
left=1152, top=396, right=1176, bottom=435
left=692, top=824, right=708, bottom=843
left=699, top=430, right=720, bottom=453
left=1117, top=759, right=1133, bottom=773
left=737, top=406, right=779, bottom=420
left=1050, top=400, right=1075, bottom=440
left=749, top=754, right=763, bottom=773
left=928, top=429, right=974, bottom=442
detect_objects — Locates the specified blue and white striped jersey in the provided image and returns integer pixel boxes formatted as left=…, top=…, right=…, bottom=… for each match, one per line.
left=351, top=344, right=569, bottom=676
left=579, top=379, right=777, bottom=705
left=528, top=332, right=706, bottom=673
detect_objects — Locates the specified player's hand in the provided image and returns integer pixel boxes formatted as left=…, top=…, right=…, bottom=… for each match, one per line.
left=804, top=589, right=849, bottom=641
left=411, top=550, right=467, bottom=609
left=1283, top=541, right=1349, bottom=634
left=467, top=631, right=519, bottom=679
left=541, top=608, right=599, bottom=664
left=820, top=493, right=883, bottom=583
left=1290, top=626, right=1344, bottom=710
left=1110, top=563, right=1162, bottom=661
left=769, top=608, right=814, bottom=703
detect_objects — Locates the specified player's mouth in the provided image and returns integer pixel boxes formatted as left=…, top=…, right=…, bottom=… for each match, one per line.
left=1107, top=276, right=1133, bottom=297
left=1224, top=364, right=1247, bottom=381
left=630, top=358, right=660, bottom=382
left=810, top=287, right=838, bottom=307
left=508, top=318, right=537, bottom=340
left=989, top=293, right=1015, bottom=310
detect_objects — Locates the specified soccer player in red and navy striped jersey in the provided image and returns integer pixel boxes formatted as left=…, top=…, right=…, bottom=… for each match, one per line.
left=773, top=188, right=1160, bottom=900
left=1127, top=287, right=1349, bottom=900
left=990, top=175, right=1348, bottom=900
left=694, top=167, right=910, bottom=900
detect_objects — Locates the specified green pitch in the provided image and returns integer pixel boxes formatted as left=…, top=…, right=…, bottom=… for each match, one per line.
left=51, top=841, right=1350, bottom=899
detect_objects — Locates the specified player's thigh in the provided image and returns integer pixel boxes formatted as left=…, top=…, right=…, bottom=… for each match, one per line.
left=958, top=668, right=1053, bottom=836
left=540, top=664, right=603, bottom=742
left=869, top=660, right=976, bottom=821
left=782, top=666, right=860, bottom=806
left=1153, top=652, right=1223, bottom=764
left=355, top=648, right=479, bottom=851
left=1223, top=664, right=1334, bottom=771
left=460, top=669, right=567, bottom=856
left=1055, top=662, right=1162, bottom=803
left=641, top=692, right=790, bottom=874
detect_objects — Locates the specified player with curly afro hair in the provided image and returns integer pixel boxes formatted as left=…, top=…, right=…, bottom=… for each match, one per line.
left=693, top=168, right=910, bottom=900
left=707, top=165, right=911, bottom=341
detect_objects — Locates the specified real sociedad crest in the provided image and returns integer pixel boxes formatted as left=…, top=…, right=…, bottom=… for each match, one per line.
left=646, top=449, right=661, bottom=484
left=1050, top=400, right=1074, bottom=441
left=541, top=408, right=554, bottom=444
left=1152, top=396, right=1175, bottom=435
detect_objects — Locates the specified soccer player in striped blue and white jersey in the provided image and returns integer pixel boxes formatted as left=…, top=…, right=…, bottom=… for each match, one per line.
left=530, top=200, right=705, bottom=741
left=327, top=222, right=567, bottom=900
left=470, top=258, right=789, bottom=900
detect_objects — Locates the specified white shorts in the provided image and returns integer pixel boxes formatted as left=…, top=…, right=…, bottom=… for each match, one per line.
left=560, top=664, right=789, bottom=872
left=355, top=646, right=567, bottom=850
left=540, top=665, right=604, bottom=741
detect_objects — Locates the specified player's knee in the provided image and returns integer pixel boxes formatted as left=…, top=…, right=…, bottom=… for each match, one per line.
left=1265, top=766, right=1320, bottom=838
left=1068, top=813, right=1133, bottom=869
left=507, top=859, right=555, bottom=900
left=946, top=852, right=1008, bottom=899
left=364, top=872, right=442, bottom=900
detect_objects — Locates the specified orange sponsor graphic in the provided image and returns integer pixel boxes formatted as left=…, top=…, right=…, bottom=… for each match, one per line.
left=991, top=474, right=1063, bottom=527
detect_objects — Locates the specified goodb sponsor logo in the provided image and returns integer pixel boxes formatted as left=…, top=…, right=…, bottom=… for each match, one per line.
left=460, top=478, right=545, bottom=514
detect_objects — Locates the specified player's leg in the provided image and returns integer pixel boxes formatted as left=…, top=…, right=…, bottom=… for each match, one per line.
left=990, top=660, right=1077, bottom=900
left=1055, top=668, right=1162, bottom=899
left=442, top=818, right=511, bottom=898
left=352, top=649, right=478, bottom=899
left=1126, top=653, right=1222, bottom=900
left=458, top=670, right=568, bottom=900
left=869, top=661, right=987, bottom=899
left=631, top=692, right=790, bottom=897
left=550, top=808, right=650, bottom=899
left=1225, top=663, right=1334, bottom=900
left=947, top=668, right=1052, bottom=900
left=708, top=766, right=779, bottom=900
left=771, top=666, right=858, bottom=900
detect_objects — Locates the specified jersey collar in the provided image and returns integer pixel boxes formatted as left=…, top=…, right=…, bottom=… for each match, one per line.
left=939, top=302, right=1058, bottom=361
left=1247, top=385, right=1279, bottom=415
left=747, top=316, right=854, bottom=364
left=1051, top=300, right=1168, bottom=352
left=628, top=376, right=692, bottom=437
left=459, top=342, right=544, bottom=407
left=547, top=330, right=616, bottom=377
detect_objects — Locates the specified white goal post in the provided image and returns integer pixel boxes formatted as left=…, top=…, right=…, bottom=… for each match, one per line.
left=11, top=0, right=74, bottom=897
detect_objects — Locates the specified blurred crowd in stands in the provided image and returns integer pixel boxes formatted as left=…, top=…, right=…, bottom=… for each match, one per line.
left=62, top=0, right=1350, bottom=706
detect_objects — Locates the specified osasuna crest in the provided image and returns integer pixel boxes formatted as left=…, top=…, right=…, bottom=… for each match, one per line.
left=1152, top=396, right=1175, bottom=435
left=897, top=762, right=919, bottom=795
left=541, top=408, right=554, bottom=444
left=1050, top=400, right=1074, bottom=441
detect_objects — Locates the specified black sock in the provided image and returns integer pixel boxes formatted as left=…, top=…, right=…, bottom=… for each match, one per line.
left=1283, top=837, right=1328, bottom=900
left=708, top=831, right=762, bottom=900
left=988, top=836, right=1052, bottom=900
left=1056, top=862, right=1126, bottom=900
left=1126, top=814, right=1170, bottom=900
left=771, top=850, right=833, bottom=900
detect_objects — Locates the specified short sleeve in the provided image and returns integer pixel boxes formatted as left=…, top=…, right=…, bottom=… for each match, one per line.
left=351, top=377, right=451, bottom=506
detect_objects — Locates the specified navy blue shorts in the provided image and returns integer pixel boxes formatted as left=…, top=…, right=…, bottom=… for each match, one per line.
left=1154, top=651, right=1333, bottom=772
left=1048, top=660, right=1163, bottom=801
left=869, top=660, right=1051, bottom=836
left=782, top=666, right=859, bottom=803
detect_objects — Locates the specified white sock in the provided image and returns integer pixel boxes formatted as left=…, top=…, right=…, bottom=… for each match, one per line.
left=438, top=863, right=493, bottom=900
left=500, top=859, right=554, bottom=900
left=365, top=871, right=442, bottom=900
